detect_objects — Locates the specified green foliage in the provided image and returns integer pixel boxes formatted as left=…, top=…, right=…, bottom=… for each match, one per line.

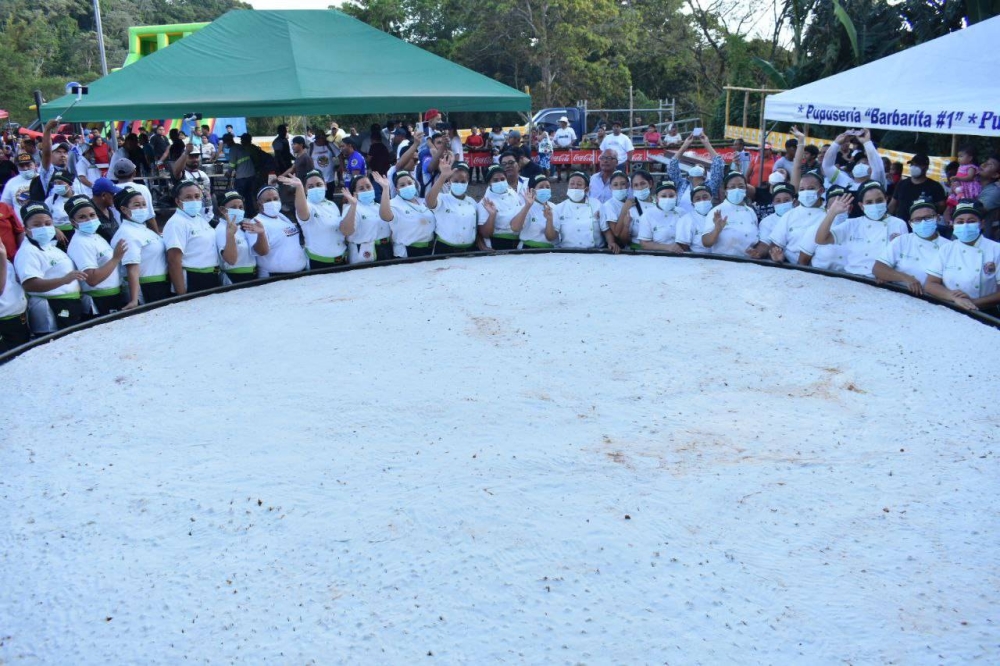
left=0, top=0, right=249, bottom=125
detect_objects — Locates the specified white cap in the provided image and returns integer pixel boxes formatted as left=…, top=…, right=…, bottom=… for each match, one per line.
left=559, top=116, right=569, bottom=123
left=852, top=163, right=871, bottom=179
left=768, top=171, right=786, bottom=185
left=688, top=166, right=706, bottom=178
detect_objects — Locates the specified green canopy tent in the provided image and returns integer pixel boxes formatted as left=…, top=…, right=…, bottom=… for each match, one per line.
left=40, top=9, right=531, bottom=122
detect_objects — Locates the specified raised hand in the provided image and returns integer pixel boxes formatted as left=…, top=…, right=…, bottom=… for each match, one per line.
left=713, top=209, right=728, bottom=229
left=543, top=205, right=553, bottom=224
left=371, top=171, right=390, bottom=188
left=342, top=188, right=357, bottom=206
left=482, top=198, right=497, bottom=215
left=523, top=189, right=535, bottom=207
left=791, top=125, right=805, bottom=141
left=242, top=219, right=266, bottom=234
left=439, top=153, right=454, bottom=179
left=277, top=175, right=302, bottom=189
left=828, top=194, right=854, bottom=216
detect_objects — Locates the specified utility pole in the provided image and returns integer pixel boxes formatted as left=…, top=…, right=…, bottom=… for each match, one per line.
left=93, top=0, right=109, bottom=76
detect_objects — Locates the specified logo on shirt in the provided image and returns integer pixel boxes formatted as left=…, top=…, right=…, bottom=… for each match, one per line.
left=985, top=262, right=997, bottom=276
left=284, top=226, right=299, bottom=237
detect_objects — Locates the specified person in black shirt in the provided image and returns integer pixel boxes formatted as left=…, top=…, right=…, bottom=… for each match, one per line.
left=888, top=153, right=946, bottom=219
left=272, top=125, right=292, bottom=175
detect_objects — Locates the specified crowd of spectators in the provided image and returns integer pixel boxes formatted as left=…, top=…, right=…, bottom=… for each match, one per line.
left=1, top=109, right=998, bottom=353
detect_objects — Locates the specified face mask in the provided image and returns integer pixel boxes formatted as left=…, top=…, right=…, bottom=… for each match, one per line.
left=31, top=225, right=56, bottom=246
left=694, top=200, right=713, bottom=216
left=688, top=167, right=705, bottom=179
left=227, top=209, right=245, bottom=224
left=774, top=201, right=794, bottom=217
left=657, top=197, right=677, bottom=211
left=490, top=181, right=509, bottom=195
left=613, top=189, right=628, bottom=202
left=953, top=221, right=981, bottom=243
left=798, top=190, right=819, bottom=207
left=52, top=184, right=68, bottom=197
left=399, top=184, right=418, bottom=200
left=358, top=190, right=375, bottom=205
left=129, top=209, right=151, bottom=225
left=307, top=187, right=326, bottom=204
left=567, top=188, right=586, bottom=203
left=21, top=169, right=37, bottom=180
left=852, top=164, right=870, bottom=179
left=535, top=189, right=552, bottom=204
left=77, top=219, right=101, bottom=235
left=768, top=172, right=785, bottom=185
left=633, top=188, right=650, bottom=201
left=911, top=219, right=937, bottom=239
left=450, top=182, right=468, bottom=197
left=726, top=189, right=746, bottom=205
left=182, top=200, right=201, bottom=216
left=863, top=202, right=887, bottom=220
left=262, top=200, right=281, bottom=217
left=909, top=166, right=923, bottom=178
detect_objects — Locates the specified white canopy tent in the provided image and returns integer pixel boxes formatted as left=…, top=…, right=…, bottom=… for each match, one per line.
left=764, top=16, right=1000, bottom=137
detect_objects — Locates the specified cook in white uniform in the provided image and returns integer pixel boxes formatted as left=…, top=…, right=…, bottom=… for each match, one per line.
left=811, top=181, right=908, bottom=278
left=546, top=171, right=608, bottom=249
left=795, top=185, right=851, bottom=272
left=65, top=196, right=127, bottom=315
left=478, top=165, right=527, bottom=251
left=637, top=181, right=686, bottom=253
left=925, top=200, right=1000, bottom=313
left=674, top=185, right=714, bottom=254
left=701, top=172, right=769, bottom=259
left=162, top=180, right=220, bottom=294
left=296, top=170, right=356, bottom=270
left=600, top=171, right=633, bottom=252
left=0, top=235, right=29, bottom=351
left=373, top=170, right=435, bottom=258
left=426, top=156, right=482, bottom=254
left=111, top=188, right=169, bottom=306
left=13, top=202, right=86, bottom=333
left=252, top=183, right=308, bottom=277
left=511, top=174, right=556, bottom=250
left=346, top=175, right=392, bottom=264
left=873, top=198, right=951, bottom=296
left=768, top=171, right=826, bottom=265
left=215, top=191, right=270, bottom=284
left=757, top=183, right=795, bottom=248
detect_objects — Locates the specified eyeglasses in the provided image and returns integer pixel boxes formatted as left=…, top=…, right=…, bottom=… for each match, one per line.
left=910, top=215, right=936, bottom=222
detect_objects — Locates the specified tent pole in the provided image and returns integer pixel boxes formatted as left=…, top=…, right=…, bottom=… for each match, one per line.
left=758, top=92, right=767, bottom=188
left=725, top=89, right=731, bottom=135
left=92, top=0, right=109, bottom=77
left=742, top=91, right=749, bottom=129
left=951, top=134, right=958, bottom=157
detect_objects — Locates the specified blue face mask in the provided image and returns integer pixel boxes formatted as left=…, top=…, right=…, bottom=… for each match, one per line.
left=693, top=200, right=713, bottom=216
left=77, top=219, right=101, bottom=235
left=910, top=218, right=937, bottom=239
left=307, top=187, right=325, bottom=204
left=863, top=202, right=887, bottom=220
left=31, top=225, right=56, bottom=246
left=613, top=189, right=628, bottom=202
left=726, top=189, right=746, bottom=205
left=399, top=184, right=418, bottom=201
left=774, top=201, right=794, bottom=217
left=953, top=221, right=981, bottom=243
left=227, top=208, right=245, bottom=224
left=450, top=182, right=468, bottom=197
left=357, top=190, right=375, bottom=205
left=490, top=181, right=509, bottom=195
left=52, top=184, right=68, bottom=197
left=535, top=189, right=552, bottom=204
left=633, top=187, right=650, bottom=201
left=182, top=200, right=201, bottom=216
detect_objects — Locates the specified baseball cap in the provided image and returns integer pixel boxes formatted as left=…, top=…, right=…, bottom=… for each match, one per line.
left=20, top=202, right=50, bottom=224
left=53, top=141, right=71, bottom=152
left=907, top=153, right=930, bottom=166
left=508, top=129, right=521, bottom=138
left=92, top=177, right=122, bottom=196
left=559, top=116, right=569, bottom=123
left=50, top=169, right=74, bottom=185
left=113, top=159, right=136, bottom=178
left=424, top=108, right=441, bottom=121
left=392, top=128, right=408, bottom=137
left=16, top=153, right=33, bottom=166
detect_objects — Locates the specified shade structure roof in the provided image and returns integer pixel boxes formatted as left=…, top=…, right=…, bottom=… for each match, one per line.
left=40, top=10, right=531, bottom=122
left=764, top=16, right=1000, bottom=137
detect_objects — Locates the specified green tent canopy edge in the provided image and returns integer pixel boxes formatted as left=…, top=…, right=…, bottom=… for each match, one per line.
left=40, top=9, right=531, bottom=122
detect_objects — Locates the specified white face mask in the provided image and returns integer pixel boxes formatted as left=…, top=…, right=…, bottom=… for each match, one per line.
left=909, top=166, right=923, bottom=178
left=567, top=188, right=585, bottom=203
left=262, top=200, right=281, bottom=217
left=726, top=189, right=746, bottom=205
left=693, top=200, right=713, bottom=216
left=798, top=190, right=820, bottom=207
left=657, top=197, right=677, bottom=211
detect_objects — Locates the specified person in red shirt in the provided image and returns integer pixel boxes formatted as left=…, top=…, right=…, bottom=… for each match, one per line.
left=91, top=136, right=111, bottom=176
left=0, top=201, right=23, bottom=260
left=464, top=126, right=487, bottom=183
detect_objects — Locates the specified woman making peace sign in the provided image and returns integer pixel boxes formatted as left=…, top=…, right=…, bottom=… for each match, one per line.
left=426, top=155, right=481, bottom=254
